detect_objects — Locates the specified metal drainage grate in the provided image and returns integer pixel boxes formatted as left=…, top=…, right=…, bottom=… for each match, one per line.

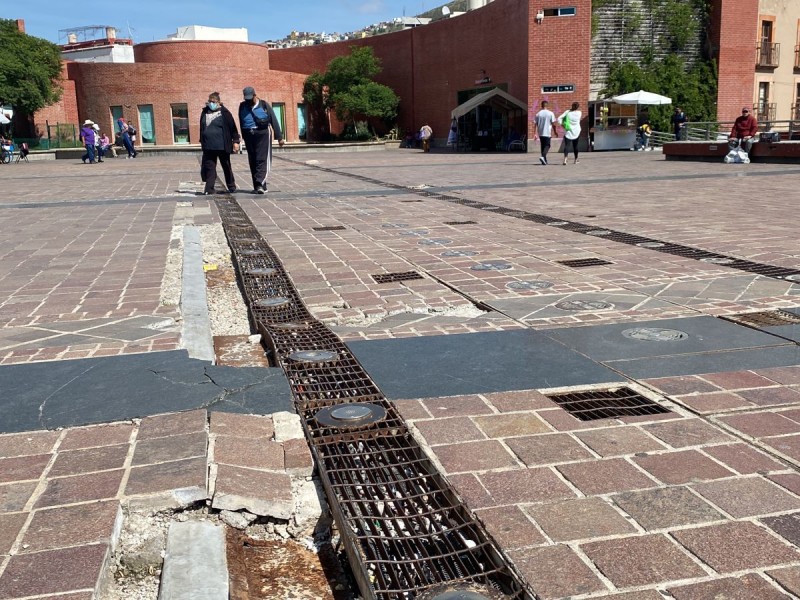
left=557, top=258, right=613, bottom=268
left=313, top=225, right=347, bottom=231
left=725, top=310, right=800, bottom=327
left=444, top=221, right=478, bottom=225
left=546, top=387, right=672, bottom=421
left=217, top=197, right=530, bottom=599
left=372, top=271, right=425, bottom=284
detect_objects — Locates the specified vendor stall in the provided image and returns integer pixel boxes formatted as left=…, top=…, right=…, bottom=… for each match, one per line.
left=590, top=90, right=672, bottom=151
left=589, top=100, right=638, bottom=150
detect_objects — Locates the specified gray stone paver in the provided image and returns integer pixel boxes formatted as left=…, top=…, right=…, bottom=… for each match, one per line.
left=1, top=151, right=800, bottom=598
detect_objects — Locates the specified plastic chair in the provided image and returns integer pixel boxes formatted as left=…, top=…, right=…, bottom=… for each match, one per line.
left=15, top=142, right=29, bottom=163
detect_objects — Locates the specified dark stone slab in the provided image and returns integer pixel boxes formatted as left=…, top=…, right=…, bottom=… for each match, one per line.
left=543, top=316, right=790, bottom=362
left=0, top=351, right=292, bottom=434
left=605, top=345, right=800, bottom=380
left=668, top=574, right=792, bottom=600
left=612, top=486, right=724, bottom=531
left=762, top=513, right=800, bottom=546
left=0, top=543, right=108, bottom=597
left=347, top=330, right=619, bottom=400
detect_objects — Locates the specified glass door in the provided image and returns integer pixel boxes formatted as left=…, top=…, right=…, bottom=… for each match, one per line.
left=171, top=104, right=189, bottom=143
left=297, top=104, right=307, bottom=140
left=137, top=104, right=155, bottom=144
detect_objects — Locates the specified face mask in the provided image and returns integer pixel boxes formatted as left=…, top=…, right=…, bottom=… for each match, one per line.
left=207, top=102, right=219, bottom=111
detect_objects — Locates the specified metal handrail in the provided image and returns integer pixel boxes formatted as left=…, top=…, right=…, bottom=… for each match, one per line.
left=681, top=119, right=800, bottom=141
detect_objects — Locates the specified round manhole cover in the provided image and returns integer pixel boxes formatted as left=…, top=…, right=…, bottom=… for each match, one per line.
left=622, top=327, right=689, bottom=341
left=472, top=262, right=513, bottom=271
left=506, top=280, right=554, bottom=290
left=555, top=300, right=614, bottom=311
left=441, top=250, right=479, bottom=257
left=253, top=297, right=291, bottom=308
left=419, top=238, right=453, bottom=246
left=381, top=223, right=409, bottom=228
left=586, top=229, right=612, bottom=236
left=315, top=402, right=386, bottom=428
left=785, top=274, right=800, bottom=282
left=420, top=583, right=508, bottom=600
left=269, top=322, right=312, bottom=331
left=288, top=349, right=339, bottom=363
left=246, top=267, right=278, bottom=277
left=700, top=257, right=735, bottom=264
left=636, top=241, right=665, bottom=248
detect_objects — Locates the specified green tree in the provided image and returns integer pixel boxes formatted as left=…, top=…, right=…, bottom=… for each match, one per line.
left=303, top=46, right=399, bottom=139
left=0, top=19, right=63, bottom=114
left=601, top=54, right=717, bottom=131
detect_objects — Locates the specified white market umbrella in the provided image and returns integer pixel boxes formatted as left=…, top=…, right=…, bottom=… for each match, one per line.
left=0, top=114, right=10, bottom=125
left=611, top=90, right=672, bottom=105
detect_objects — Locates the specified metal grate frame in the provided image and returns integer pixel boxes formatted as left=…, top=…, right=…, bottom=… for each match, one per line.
left=547, top=387, right=672, bottom=421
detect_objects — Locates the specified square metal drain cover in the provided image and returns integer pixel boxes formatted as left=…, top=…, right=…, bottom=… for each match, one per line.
left=546, top=387, right=671, bottom=421
left=372, top=271, right=425, bottom=284
left=725, top=310, right=800, bottom=327
left=312, top=226, right=346, bottom=231
left=557, top=258, right=614, bottom=268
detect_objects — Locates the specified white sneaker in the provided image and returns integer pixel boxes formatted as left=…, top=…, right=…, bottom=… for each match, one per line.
left=539, top=156, right=545, bottom=165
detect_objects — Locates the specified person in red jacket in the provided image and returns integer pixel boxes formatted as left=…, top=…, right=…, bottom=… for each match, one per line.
left=729, top=107, right=758, bottom=153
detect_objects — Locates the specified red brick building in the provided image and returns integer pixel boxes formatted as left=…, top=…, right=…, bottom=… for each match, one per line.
left=30, top=0, right=759, bottom=147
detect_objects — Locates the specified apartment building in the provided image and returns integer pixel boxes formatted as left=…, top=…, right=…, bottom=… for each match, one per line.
left=755, top=0, right=800, bottom=122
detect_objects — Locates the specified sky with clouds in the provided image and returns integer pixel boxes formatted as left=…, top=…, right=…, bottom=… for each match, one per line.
left=14, top=0, right=436, bottom=44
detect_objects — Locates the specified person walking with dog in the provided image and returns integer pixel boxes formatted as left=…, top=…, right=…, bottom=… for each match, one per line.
left=238, top=86, right=284, bottom=194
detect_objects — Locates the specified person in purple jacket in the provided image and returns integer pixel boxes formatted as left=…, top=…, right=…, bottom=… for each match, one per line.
left=80, top=119, right=96, bottom=164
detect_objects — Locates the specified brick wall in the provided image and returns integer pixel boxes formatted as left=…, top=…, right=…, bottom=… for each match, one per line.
left=711, top=0, right=759, bottom=122
left=527, top=0, right=593, bottom=141
left=134, top=40, right=270, bottom=69
left=32, top=63, right=79, bottom=139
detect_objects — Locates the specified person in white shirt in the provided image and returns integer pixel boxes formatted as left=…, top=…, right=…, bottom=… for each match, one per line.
left=558, top=102, right=583, bottom=165
left=533, top=100, right=557, bottom=165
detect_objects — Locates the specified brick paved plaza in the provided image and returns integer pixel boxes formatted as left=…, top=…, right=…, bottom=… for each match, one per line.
left=1, top=147, right=800, bottom=599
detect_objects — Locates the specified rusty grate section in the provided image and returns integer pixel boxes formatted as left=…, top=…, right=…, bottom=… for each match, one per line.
left=215, top=198, right=530, bottom=600
left=546, top=387, right=672, bottom=421
left=557, top=258, right=613, bottom=268
left=724, top=310, right=800, bottom=328
left=372, top=271, right=425, bottom=284
left=277, top=157, right=800, bottom=282
left=313, top=226, right=347, bottom=231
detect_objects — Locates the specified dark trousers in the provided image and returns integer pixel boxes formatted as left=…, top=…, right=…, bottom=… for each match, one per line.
left=539, top=136, right=551, bottom=158
left=81, top=144, right=95, bottom=163
left=201, top=150, right=236, bottom=193
left=122, top=132, right=136, bottom=157
left=242, top=128, right=272, bottom=189
left=563, top=138, right=579, bottom=159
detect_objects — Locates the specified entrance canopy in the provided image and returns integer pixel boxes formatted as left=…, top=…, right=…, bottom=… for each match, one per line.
left=451, top=87, right=528, bottom=120
left=611, top=90, right=672, bottom=105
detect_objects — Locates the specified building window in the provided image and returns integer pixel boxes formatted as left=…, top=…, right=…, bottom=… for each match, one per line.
left=171, top=104, right=189, bottom=144
left=137, top=104, right=155, bottom=144
left=543, top=7, right=576, bottom=17
left=542, top=84, right=575, bottom=93
left=110, top=106, right=124, bottom=132
left=272, top=103, right=286, bottom=137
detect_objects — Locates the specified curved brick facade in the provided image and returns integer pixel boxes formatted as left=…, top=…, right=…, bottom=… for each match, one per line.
left=134, top=40, right=270, bottom=69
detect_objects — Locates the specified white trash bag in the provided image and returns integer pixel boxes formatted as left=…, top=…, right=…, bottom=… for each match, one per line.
left=723, top=139, right=750, bottom=164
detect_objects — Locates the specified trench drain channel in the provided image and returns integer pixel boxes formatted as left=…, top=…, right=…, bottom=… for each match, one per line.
left=216, top=198, right=530, bottom=600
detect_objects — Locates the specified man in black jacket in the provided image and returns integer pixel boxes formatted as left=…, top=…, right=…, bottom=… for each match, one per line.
left=238, top=86, right=285, bottom=194
left=199, top=92, right=241, bottom=195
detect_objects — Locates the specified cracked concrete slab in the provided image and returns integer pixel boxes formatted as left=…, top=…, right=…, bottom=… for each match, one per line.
left=0, top=350, right=292, bottom=433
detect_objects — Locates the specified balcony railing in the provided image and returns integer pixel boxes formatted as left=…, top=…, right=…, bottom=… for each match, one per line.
left=795, top=44, right=800, bottom=69
left=754, top=102, right=777, bottom=122
left=756, top=42, right=780, bottom=67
